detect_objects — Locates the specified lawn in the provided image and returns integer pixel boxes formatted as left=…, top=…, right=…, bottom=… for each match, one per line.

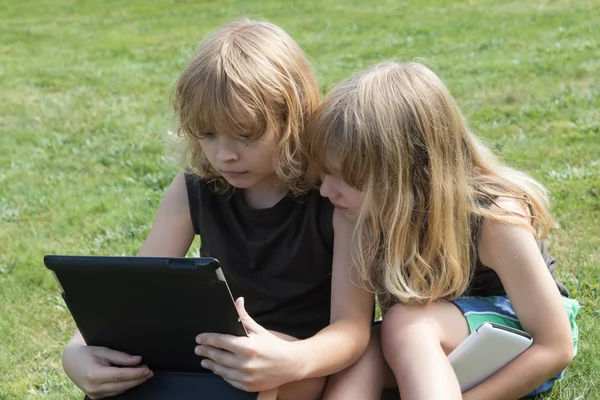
left=1, top=0, right=598, bottom=398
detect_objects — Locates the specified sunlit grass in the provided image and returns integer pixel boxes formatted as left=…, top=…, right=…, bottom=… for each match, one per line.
left=1, top=0, right=598, bottom=398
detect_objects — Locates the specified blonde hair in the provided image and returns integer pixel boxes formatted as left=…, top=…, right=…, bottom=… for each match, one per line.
left=173, top=18, right=320, bottom=194
left=306, top=61, right=555, bottom=304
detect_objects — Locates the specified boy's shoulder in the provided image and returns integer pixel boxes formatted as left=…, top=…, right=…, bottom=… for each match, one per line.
left=183, top=173, right=235, bottom=204
left=183, top=172, right=215, bottom=192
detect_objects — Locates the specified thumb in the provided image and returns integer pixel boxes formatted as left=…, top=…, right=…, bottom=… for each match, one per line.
left=97, top=348, right=143, bottom=367
left=235, top=297, right=265, bottom=335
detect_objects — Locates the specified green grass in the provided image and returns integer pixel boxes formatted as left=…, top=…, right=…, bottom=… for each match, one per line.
left=1, top=0, right=598, bottom=398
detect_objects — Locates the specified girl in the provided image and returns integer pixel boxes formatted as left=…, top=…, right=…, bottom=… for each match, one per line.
left=60, top=19, right=374, bottom=399
left=306, top=61, right=579, bottom=399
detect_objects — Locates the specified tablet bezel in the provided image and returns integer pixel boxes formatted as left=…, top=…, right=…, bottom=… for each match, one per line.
left=45, top=255, right=247, bottom=373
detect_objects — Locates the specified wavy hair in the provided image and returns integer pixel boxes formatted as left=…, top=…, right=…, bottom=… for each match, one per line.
left=305, top=61, right=555, bottom=304
left=172, top=18, right=320, bottom=194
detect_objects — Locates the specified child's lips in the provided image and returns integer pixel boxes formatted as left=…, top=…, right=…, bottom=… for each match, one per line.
left=332, top=202, right=348, bottom=211
left=222, top=171, right=248, bottom=178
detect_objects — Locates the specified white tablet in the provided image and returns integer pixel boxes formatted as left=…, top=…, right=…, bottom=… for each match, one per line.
left=448, top=322, right=533, bottom=392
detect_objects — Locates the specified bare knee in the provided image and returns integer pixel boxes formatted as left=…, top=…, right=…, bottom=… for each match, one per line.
left=381, top=303, right=433, bottom=336
left=381, top=303, right=439, bottom=355
left=381, top=301, right=468, bottom=357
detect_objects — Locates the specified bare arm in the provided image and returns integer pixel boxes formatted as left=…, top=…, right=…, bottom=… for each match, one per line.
left=66, top=330, right=86, bottom=346
left=137, top=170, right=195, bottom=257
left=290, top=209, right=375, bottom=379
left=464, top=199, right=574, bottom=399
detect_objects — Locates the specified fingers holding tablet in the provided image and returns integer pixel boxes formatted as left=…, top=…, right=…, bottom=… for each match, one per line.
left=63, top=344, right=153, bottom=399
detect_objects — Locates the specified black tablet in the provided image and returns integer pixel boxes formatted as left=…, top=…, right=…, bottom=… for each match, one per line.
left=45, top=255, right=247, bottom=373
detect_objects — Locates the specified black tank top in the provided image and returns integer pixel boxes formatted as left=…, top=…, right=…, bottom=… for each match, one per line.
left=185, top=174, right=335, bottom=339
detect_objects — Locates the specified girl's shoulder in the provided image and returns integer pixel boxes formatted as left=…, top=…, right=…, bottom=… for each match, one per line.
left=477, top=196, right=534, bottom=270
left=487, top=196, right=530, bottom=218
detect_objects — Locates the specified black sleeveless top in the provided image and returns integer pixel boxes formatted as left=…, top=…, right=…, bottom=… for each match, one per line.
left=184, top=174, right=335, bottom=339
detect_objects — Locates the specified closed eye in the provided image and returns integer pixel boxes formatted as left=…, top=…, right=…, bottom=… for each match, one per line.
left=236, top=133, right=254, bottom=141
left=197, top=131, right=215, bottom=139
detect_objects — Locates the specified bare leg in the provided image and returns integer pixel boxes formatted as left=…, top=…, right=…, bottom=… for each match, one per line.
left=257, top=377, right=325, bottom=400
left=258, top=388, right=278, bottom=400
left=380, top=301, right=470, bottom=400
left=323, top=325, right=396, bottom=400
left=276, top=377, right=327, bottom=400
left=260, top=330, right=326, bottom=400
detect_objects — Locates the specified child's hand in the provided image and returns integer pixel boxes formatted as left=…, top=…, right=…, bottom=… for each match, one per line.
left=62, top=344, right=153, bottom=399
left=195, top=297, right=300, bottom=392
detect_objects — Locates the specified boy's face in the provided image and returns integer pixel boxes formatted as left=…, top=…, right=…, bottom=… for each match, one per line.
left=319, top=168, right=364, bottom=222
left=199, top=128, right=279, bottom=189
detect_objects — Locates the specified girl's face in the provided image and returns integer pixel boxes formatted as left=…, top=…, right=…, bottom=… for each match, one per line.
left=199, top=128, right=279, bottom=190
left=319, top=170, right=364, bottom=222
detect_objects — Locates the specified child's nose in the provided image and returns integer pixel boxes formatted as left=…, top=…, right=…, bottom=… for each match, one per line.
left=216, top=138, right=239, bottom=162
left=319, top=175, right=336, bottom=198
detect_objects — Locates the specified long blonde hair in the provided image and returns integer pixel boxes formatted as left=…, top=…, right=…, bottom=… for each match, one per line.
left=306, top=62, right=555, bottom=304
left=173, top=18, right=320, bottom=194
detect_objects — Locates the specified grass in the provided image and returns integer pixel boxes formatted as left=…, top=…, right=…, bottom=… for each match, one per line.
left=1, top=0, right=598, bottom=398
